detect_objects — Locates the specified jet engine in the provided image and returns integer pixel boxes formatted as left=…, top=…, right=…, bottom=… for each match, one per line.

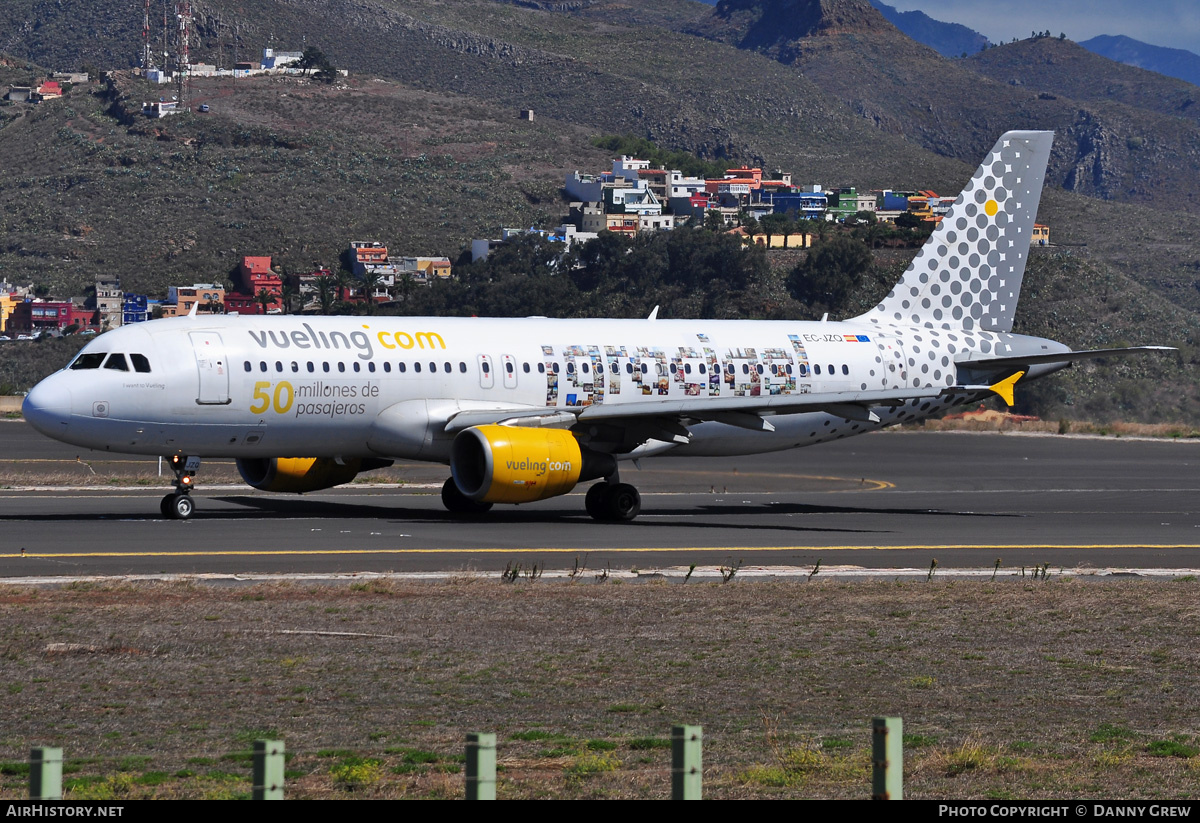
left=450, top=425, right=616, bottom=504
left=236, top=457, right=394, bottom=493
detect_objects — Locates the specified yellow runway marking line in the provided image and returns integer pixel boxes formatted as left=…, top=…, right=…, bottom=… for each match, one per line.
left=638, top=470, right=895, bottom=491
left=0, top=459, right=237, bottom=464
left=8, top=543, right=1200, bottom=559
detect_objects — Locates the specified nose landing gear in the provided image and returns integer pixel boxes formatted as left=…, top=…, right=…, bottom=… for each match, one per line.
left=161, top=455, right=200, bottom=520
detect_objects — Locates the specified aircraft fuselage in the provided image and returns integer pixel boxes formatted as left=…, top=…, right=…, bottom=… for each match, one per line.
left=23, top=314, right=1068, bottom=461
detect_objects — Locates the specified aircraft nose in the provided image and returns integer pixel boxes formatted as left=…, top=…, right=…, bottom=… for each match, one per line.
left=23, top=377, right=73, bottom=438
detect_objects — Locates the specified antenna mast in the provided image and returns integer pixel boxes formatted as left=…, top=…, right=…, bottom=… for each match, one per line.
left=175, top=1, right=192, bottom=105
left=140, top=0, right=156, bottom=70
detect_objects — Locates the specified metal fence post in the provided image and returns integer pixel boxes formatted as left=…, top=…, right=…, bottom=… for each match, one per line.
left=466, top=732, right=496, bottom=800
left=872, top=717, right=903, bottom=800
left=252, top=739, right=285, bottom=800
left=671, top=724, right=702, bottom=800
left=29, top=747, right=62, bottom=800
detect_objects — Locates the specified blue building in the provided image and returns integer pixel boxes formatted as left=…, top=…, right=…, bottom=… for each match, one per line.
left=123, top=293, right=148, bottom=324
left=764, top=191, right=827, bottom=220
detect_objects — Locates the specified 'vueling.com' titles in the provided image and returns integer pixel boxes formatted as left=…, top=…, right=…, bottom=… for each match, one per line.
left=247, top=324, right=447, bottom=360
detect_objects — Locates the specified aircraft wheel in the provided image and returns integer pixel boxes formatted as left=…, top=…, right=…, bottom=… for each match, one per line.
left=441, top=477, right=493, bottom=515
left=160, top=494, right=174, bottom=518
left=603, top=483, right=641, bottom=522
left=169, top=493, right=195, bottom=521
left=585, top=483, right=609, bottom=520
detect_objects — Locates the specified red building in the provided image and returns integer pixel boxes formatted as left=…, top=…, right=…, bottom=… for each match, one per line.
left=7, top=301, right=90, bottom=334
left=36, top=80, right=62, bottom=100
left=236, top=255, right=283, bottom=312
left=224, top=292, right=260, bottom=315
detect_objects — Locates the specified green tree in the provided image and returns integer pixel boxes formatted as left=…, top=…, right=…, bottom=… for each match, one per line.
left=296, top=46, right=329, bottom=77
left=703, top=209, right=726, bottom=232
left=786, top=236, right=873, bottom=319
left=334, top=268, right=355, bottom=304
left=255, top=288, right=274, bottom=315
left=280, top=283, right=297, bottom=315
left=358, top=268, right=382, bottom=315
left=760, top=212, right=792, bottom=240
left=314, top=273, right=336, bottom=315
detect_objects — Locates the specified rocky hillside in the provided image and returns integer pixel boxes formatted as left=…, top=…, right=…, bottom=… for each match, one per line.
left=1082, top=34, right=1200, bottom=88
left=867, top=0, right=988, bottom=58
left=969, top=37, right=1200, bottom=126
left=688, top=0, right=1200, bottom=216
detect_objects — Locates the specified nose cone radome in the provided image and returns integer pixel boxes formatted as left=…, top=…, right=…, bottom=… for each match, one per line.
left=23, top=377, right=73, bottom=440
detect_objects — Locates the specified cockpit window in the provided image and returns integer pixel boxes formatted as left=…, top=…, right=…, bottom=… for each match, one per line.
left=103, top=353, right=129, bottom=371
left=130, top=354, right=152, bottom=373
left=70, top=353, right=106, bottom=370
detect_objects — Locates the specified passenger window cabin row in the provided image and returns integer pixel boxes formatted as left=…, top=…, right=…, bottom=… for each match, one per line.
left=70, top=352, right=855, bottom=381
left=241, top=358, right=855, bottom=379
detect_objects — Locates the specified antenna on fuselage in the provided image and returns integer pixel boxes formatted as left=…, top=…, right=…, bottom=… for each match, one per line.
left=647, top=306, right=659, bottom=321
left=187, top=298, right=199, bottom=318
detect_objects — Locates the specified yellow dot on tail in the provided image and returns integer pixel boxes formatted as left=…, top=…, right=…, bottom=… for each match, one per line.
left=984, top=199, right=999, bottom=216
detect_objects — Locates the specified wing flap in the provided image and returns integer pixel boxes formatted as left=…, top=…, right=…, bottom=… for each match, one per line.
left=576, top=386, right=944, bottom=423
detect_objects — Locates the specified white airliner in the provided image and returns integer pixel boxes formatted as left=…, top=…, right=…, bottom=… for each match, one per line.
left=23, top=131, right=1170, bottom=521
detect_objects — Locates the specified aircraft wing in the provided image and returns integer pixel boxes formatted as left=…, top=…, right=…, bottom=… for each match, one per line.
left=445, top=386, right=949, bottom=440
left=574, top=386, right=946, bottom=428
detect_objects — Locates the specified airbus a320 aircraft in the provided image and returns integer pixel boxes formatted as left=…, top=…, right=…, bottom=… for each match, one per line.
left=23, top=131, right=1171, bottom=521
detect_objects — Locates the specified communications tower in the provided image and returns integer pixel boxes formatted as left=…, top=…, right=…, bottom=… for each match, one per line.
left=175, top=1, right=192, bottom=105
left=140, top=0, right=156, bottom=70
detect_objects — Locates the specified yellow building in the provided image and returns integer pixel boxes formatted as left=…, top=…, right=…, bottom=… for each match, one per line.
left=161, top=284, right=226, bottom=318
left=0, top=293, right=19, bottom=334
left=415, top=257, right=452, bottom=280
left=732, top=228, right=814, bottom=249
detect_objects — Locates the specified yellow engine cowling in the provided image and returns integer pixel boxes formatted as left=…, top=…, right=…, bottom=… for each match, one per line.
left=236, top=457, right=392, bottom=493
left=450, top=425, right=615, bottom=504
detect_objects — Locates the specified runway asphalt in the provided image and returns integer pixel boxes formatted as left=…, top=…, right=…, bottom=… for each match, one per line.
left=2, top=420, right=1199, bottom=578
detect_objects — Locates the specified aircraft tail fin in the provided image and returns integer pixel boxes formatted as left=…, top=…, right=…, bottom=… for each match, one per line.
left=857, top=130, right=1054, bottom=333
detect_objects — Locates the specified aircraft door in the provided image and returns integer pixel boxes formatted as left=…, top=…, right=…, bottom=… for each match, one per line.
left=502, top=354, right=517, bottom=389
left=189, top=331, right=231, bottom=405
left=478, top=354, right=494, bottom=389
left=875, top=336, right=909, bottom=390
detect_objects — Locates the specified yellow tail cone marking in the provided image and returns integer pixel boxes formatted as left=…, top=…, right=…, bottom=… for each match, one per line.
left=989, top=370, right=1025, bottom=407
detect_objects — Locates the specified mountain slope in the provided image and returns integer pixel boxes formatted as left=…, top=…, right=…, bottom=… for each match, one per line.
left=969, top=36, right=1200, bottom=126
left=690, top=0, right=1200, bottom=216
left=1082, top=35, right=1200, bottom=88
left=867, top=0, right=987, bottom=58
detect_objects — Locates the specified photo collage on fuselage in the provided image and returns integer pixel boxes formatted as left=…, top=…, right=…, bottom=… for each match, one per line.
left=539, top=334, right=815, bottom=408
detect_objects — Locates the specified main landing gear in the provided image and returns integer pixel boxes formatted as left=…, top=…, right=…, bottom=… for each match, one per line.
left=585, top=481, right=641, bottom=522
left=160, top=455, right=200, bottom=520
left=441, top=477, right=493, bottom=515
left=438, top=476, right=642, bottom=521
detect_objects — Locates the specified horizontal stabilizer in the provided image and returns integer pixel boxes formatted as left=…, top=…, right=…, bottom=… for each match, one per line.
left=956, top=346, right=1176, bottom=371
